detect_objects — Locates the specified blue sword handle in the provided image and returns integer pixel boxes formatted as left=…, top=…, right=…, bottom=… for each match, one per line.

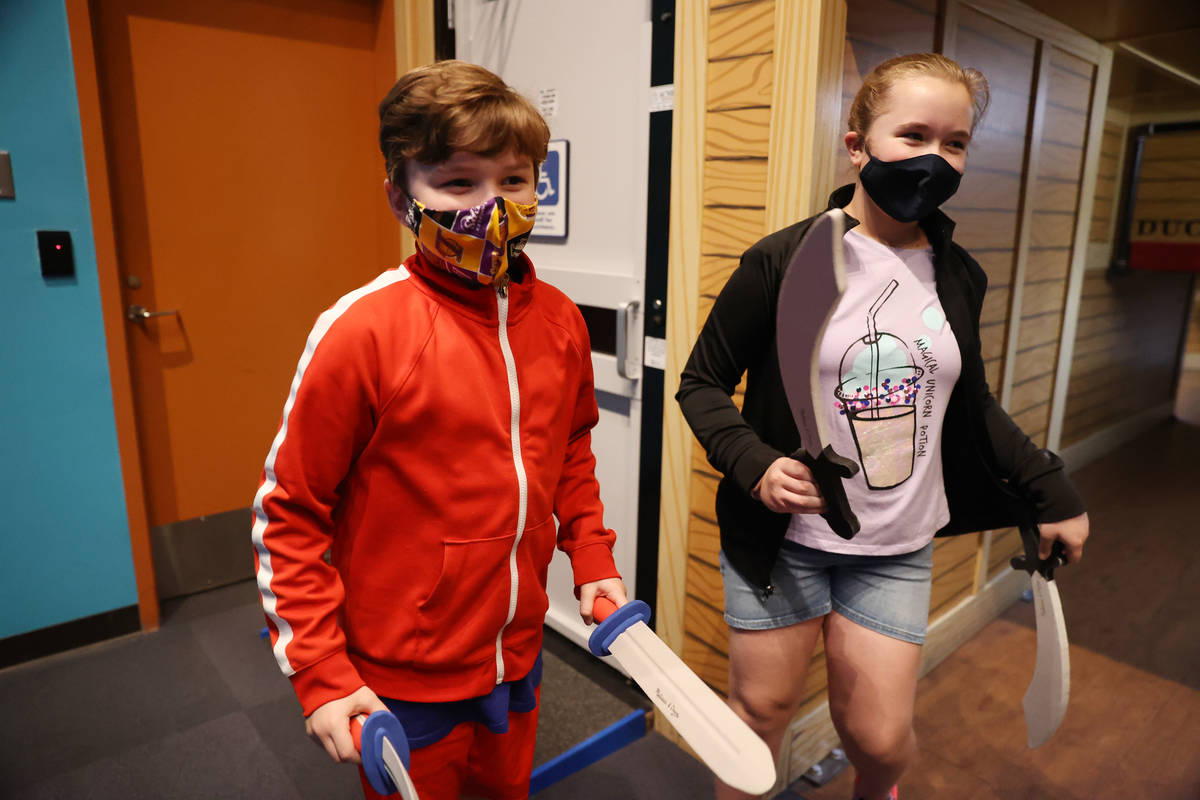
left=794, top=445, right=860, bottom=540
left=1011, top=523, right=1066, bottom=581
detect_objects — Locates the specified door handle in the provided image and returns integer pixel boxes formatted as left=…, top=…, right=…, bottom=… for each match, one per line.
left=616, top=300, right=641, bottom=380
left=126, top=304, right=178, bottom=322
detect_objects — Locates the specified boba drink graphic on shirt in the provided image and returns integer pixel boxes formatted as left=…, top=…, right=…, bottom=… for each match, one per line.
left=833, top=280, right=924, bottom=489
left=788, top=229, right=961, bottom=554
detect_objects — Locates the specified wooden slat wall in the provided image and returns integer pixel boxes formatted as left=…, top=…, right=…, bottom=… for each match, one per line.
left=1189, top=291, right=1200, bottom=359
left=1088, top=121, right=1124, bottom=242
left=685, top=0, right=849, bottom=719
left=834, top=0, right=938, bottom=190
left=944, top=6, right=1037, bottom=404
left=1061, top=270, right=1192, bottom=443
left=1060, top=130, right=1200, bottom=445
left=941, top=6, right=1050, bottom=585
left=1005, top=47, right=1094, bottom=450
left=679, top=0, right=777, bottom=709
left=1127, top=131, right=1200, bottom=227
left=656, top=0, right=707, bottom=670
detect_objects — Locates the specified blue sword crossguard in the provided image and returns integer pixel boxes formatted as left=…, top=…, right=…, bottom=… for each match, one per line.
left=588, top=599, right=651, bottom=658
left=357, top=710, right=411, bottom=796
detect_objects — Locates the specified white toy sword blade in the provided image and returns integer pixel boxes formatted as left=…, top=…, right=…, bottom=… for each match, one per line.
left=1012, top=527, right=1070, bottom=748
left=379, top=737, right=420, bottom=800
left=775, top=209, right=861, bottom=538
left=589, top=599, right=776, bottom=795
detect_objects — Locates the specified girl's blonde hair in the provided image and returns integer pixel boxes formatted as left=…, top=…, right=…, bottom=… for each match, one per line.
left=848, top=53, right=990, bottom=137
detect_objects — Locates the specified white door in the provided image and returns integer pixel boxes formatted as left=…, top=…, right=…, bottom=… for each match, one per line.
left=455, top=0, right=652, bottom=649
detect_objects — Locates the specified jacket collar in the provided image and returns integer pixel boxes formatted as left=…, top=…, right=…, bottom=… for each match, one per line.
left=405, top=249, right=536, bottom=325
left=826, top=183, right=958, bottom=252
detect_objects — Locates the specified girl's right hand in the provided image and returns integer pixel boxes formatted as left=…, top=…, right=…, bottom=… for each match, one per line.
left=751, top=457, right=828, bottom=514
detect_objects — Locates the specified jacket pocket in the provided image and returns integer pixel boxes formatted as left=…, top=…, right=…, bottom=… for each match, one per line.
left=416, top=531, right=517, bottom=669
left=512, top=517, right=555, bottom=631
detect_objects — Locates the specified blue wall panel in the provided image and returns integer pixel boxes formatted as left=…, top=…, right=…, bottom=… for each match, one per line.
left=0, top=1, right=137, bottom=638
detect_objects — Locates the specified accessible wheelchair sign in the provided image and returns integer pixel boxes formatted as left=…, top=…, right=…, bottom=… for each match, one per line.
left=533, top=139, right=568, bottom=241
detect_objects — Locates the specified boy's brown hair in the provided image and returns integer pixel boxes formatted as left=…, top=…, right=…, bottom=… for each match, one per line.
left=379, top=60, right=550, bottom=189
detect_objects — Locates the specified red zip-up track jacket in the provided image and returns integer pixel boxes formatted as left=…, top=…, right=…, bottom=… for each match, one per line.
left=252, top=252, right=620, bottom=716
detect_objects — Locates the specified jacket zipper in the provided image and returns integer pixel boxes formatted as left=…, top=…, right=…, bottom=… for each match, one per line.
left=494, top=280, right=527, bottom=684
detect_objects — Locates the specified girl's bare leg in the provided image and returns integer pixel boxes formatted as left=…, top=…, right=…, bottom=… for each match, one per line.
left=823, top=611, right=922, bottom=800
left=715, top=616, right=825, bottom=800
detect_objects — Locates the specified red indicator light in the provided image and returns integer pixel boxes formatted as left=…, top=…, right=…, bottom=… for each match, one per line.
left=56, top=244, right=63, bottom=250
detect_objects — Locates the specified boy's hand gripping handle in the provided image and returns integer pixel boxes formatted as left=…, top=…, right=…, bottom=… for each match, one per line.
left=593, top=595, right=619, bottom=622
left=588, top=596, right=651, bottom=658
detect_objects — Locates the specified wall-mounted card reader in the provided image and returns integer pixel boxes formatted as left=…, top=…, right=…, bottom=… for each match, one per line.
left=38, top=231, right=75, bottom=278
left=0, top=152, right=14, bottom=199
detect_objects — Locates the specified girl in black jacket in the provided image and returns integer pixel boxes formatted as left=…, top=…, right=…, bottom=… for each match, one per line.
left=678, top=54, right=1089, bottom=800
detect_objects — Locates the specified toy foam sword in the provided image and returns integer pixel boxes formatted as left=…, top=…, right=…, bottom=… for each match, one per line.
left=1011, top=526, right=1070, bottom=748
left=353, top=711, right=420, bottom=799
left=775, top=209, right=860, bottom=539
left=590, top=598, right=776, bottom=795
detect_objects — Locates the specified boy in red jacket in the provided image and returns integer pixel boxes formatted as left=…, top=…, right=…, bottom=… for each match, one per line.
left=252, top=60, right=626, bottom=800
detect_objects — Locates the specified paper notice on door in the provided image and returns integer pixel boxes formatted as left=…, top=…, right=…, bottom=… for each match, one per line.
left=644, top=336, right=666, bottom=370
left=649, top=84, right=674, bottom=113
left=538, top=88, right=558, bottom=119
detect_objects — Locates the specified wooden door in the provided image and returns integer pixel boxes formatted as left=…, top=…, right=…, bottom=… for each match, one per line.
left=92, top=0, right=403, bottom=596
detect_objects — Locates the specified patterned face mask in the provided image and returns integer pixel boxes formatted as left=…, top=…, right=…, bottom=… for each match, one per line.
left=404, top=195, right=538, bottom=286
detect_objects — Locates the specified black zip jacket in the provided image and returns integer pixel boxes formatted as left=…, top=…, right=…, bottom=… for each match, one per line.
left=677, top=185, right=1086, bottom=592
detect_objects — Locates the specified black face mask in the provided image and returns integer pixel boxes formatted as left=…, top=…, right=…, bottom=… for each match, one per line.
left=858, top=147, right=962, bottom=223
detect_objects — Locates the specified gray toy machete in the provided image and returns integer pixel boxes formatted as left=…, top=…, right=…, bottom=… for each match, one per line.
left=776, top=209, right=860, bottom=539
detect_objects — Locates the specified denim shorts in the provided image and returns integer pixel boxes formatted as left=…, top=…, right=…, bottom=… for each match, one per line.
left=719, top=540, right=935, bottom=644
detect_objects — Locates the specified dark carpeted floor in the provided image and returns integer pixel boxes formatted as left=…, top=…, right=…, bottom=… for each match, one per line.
left=0, top=579, right=661, bottom=799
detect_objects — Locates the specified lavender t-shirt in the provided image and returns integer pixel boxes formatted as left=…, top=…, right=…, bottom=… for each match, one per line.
left=786, top=228, right=962, bottom=555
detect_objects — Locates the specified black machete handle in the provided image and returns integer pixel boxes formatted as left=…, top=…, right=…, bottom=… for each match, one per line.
left=1011, top=523, right=1066, bottom=581
left=794, top=445, right=861, bottom=540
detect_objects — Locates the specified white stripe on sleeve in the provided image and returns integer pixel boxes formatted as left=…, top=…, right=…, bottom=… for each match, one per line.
left=252, top=267, right=410, bottom=676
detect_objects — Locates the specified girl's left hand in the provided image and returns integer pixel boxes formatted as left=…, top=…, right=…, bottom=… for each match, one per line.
left=577, top=578, right=628, bottom=625
left=1038, top=512, right=1089, bottom=565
